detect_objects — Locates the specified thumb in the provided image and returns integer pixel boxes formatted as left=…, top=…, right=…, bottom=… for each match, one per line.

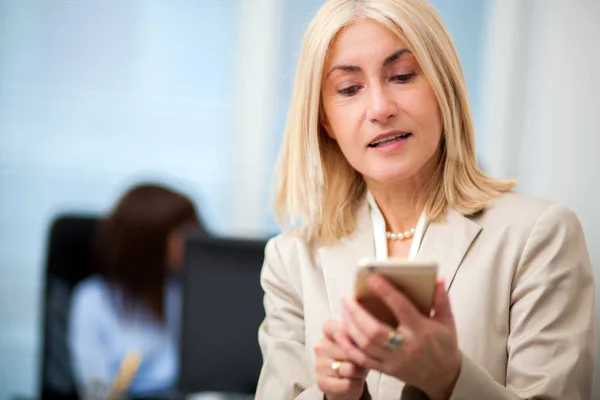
left=432, top=278, right=455, bottom=325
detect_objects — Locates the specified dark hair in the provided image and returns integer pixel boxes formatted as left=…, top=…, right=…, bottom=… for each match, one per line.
left=94, top=183, right=203, bottom=322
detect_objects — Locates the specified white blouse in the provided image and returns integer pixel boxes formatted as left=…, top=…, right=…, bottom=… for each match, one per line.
left=366, top=191, right=427, bottom=260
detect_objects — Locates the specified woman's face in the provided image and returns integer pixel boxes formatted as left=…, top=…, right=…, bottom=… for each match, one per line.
left=321, top=19, right=442, bottom=186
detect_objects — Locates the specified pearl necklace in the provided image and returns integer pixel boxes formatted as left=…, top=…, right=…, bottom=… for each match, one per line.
left=385, top=227, right=416, bottom=241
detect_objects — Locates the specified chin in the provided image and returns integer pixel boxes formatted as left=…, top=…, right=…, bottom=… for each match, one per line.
left=367, top=167, right=417, bottom=185
left=368, top=162, right=419, bottom=183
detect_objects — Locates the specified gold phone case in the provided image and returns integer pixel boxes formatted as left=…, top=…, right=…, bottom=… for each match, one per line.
left=354, top=258, right=438, bottom=327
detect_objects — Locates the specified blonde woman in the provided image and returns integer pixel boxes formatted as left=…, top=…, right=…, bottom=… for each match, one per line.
left=256, top=0, right=595, bottom=399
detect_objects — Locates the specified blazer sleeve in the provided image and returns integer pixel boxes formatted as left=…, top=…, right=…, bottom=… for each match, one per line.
left=255, top=237, right=325, bottom=399
left=450, top=203, right=596, bottom=399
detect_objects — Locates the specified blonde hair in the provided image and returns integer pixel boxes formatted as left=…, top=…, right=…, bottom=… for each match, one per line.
left=273, top=0, right=516, bottom=244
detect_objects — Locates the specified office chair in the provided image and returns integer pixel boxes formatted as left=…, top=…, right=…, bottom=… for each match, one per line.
left=38, top=214, right=99, bottom=400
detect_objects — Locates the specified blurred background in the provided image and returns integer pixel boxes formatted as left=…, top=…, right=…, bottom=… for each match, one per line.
left=0, top=0, right=598, bottom=399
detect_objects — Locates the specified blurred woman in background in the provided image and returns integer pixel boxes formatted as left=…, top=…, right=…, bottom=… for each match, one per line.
left=68, top=183, right=204, bottom=397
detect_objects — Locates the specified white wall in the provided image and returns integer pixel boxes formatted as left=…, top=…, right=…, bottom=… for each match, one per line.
left=481, top=0, right=600, bottom=396
left=230, top=0, right=282, bottom=237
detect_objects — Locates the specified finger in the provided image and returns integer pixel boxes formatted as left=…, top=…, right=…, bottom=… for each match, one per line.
left=316, top=358, right=365, bottom=380
left=323, top=319, right=344, bottom=341
left=341, top=298, right=391, bottom=360
left=367, top=274, right=423, bottom=329
left=335, top=328, right=381, bottom=371
left=331, top=332, right=370, bottom=379
left=314, top=336, right=348, bottom=361
left=316, top=376, right=364, bottom=397
left=431, top=277, right=455, bottom=326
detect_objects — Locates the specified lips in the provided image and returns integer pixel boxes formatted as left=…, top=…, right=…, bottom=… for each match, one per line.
left=368, top=132, right=412, bottom=147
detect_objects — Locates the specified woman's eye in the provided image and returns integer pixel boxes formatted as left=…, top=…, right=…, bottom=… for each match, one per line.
left=338, top=85, right=361, bottom=96
left=392, top=73, right=415, bottom=83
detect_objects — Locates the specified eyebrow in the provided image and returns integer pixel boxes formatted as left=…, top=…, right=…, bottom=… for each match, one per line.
left=325, top=48, right=412, bottom=79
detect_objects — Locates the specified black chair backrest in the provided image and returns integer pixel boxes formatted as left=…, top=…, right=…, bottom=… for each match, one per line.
left=178, top=234, right=267, bottom=395
left=39, top=215, right=99, bottom=400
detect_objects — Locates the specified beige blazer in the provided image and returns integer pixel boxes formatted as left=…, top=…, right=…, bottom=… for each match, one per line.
left=255, top=192, right=596, bottom=400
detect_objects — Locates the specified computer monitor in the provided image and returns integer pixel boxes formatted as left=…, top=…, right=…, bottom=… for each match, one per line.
left=178, top=234, right=267, bottom=395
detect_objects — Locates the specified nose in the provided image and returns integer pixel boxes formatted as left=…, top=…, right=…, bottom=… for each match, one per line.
left=366, top=84, right=398, bottom=123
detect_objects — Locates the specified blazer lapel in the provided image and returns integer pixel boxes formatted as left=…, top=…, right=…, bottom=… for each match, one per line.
left=417, top=209, right=482, bottom=291
left=318, top=199, right=375, bottom=321
left=379, top=210, right=481, bottom=400
left=317, top=199, right=382, bottom=398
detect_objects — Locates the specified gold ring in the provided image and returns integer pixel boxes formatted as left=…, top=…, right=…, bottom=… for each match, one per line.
left=386, top=330, right=404, bottom=349
left=331, top=360, right=342, bottom=378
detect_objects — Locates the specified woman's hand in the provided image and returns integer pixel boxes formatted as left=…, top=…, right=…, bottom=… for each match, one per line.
left=338, top=275, right=462, bottom=400
left=315, top=320, right=369, bottom=400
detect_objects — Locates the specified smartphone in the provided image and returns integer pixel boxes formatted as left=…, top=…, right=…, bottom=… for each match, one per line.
left=354, top=258, right=438, bottom=327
